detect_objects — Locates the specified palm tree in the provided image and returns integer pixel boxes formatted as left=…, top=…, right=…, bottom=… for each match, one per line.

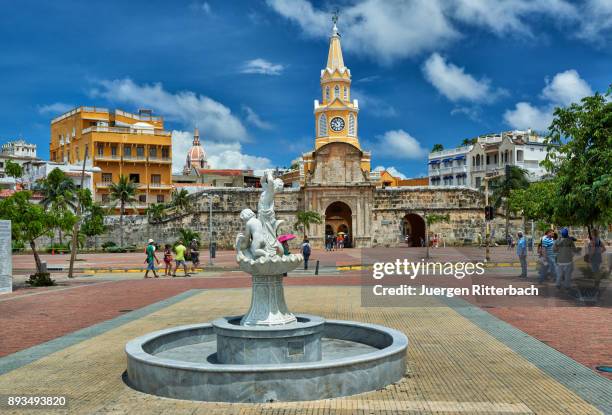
left=425, top=213, right=450, bottom=259
left=461, top=138, right=477, bottom=146
left=146, top=203, right=166, bottom=224
left=431, top=143, right=444, bottom=152
left=490, top=166, right=529, bottom=239
left=171, top=189, right=190, bottom=213
left=178, top=228, right=200, bottom=245
left=295, top=211, right=322, bottom=238
left=109, top=175, right=138, bottom=247
left=37, top=168, right=77, bottom=244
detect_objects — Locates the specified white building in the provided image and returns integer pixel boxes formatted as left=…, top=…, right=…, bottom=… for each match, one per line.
left=0, top=139, right=39, bottom=178
left=21, top=160, right=101, bottom=193
left=429, top=130, right=552, bottom=189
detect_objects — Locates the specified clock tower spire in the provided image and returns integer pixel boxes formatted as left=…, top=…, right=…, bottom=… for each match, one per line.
left=314, top=14, right=361, bottom=152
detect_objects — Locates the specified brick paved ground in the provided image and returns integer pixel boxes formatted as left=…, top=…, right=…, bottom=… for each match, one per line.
left=0, top=287, right=608, bottom=414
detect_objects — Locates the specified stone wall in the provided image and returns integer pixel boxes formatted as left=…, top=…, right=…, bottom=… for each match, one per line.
left=0, top=220, right=12, bottom=294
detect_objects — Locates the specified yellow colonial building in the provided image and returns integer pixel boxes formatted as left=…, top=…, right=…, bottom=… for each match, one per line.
left=49, top=107, right=173, bottom=209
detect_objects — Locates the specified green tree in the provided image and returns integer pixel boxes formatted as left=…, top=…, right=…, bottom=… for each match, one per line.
left=36, top=168, right=77, bottom=244
left=431, top=143, right=444, bottom=152
left=295, top=210, right=322, bottom=238
left=489, top=166, right=529, bottom=238
left=146, top=203, right=166, bottom=223
left=4, top=160, right=22, bottom=179
left=0, top=191, right=76, bottom=273
left=508, top=179, right=558, bottom=229
left=78, top=189, right=107, bottom=242
left=543, top=86, right=612, bottom=232
left=171, top=189, right=190, bottom=213
left=178, top=228, right=200, bottom=245
left=461, top=138, right=477, bottom=146
left=109, top=175, right=138, bottom=247
left=424, top=213, right=450, bottom=259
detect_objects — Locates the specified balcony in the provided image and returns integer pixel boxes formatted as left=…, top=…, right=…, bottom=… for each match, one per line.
left=148, top=156, right=172, bottom=164
left=472, top=165, right=485, bottom=173
left=123, top=155, right=147, bottom=163
left=94, top=154, right=121, bottom=162
left=453, top=165, right=468, bottom=174
left=149, top=183, right=173, bottom=190
left=82, top=125, right=171, bottom=136
left=96, top=182, right=113, bottom=189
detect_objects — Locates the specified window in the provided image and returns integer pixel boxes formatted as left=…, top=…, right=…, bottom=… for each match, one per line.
left=318, top=114, right=327, bottom=136
left=0, top=162, right=4, bottom=168
left=101, top=194, right=110, bottom=203
left=149, top=147, right=157, bottom=158
left=97, top=144, right=104, bottom=156
left=156, top=194, right=165, bottom=203
left=129, top=173, right=140, bottom=183
left=161, top=147, right=169, bottom=159
left=138, top=194, right=146, bottom=203
left=517, top=150, right=524, bottom=162
left=151, top=174, right=161, bottom=184
left=344, top=87, right=348, bottom=101
left=136, top=146, right=144, bottom=158
left=124, top=146, right=132, bottom=157
left=334, top=85, right=339, bottom=98
left=325, top=86, right=330, bottom=101
left=102, top=173, right=112, bottom=183
left=486, top=155, right=490, bottom=165
left=348, top=113, right=355, bottom=136
left=111, top=146, right=117, bottom=157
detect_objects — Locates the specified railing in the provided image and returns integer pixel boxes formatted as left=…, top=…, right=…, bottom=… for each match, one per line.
left=96, top=182, right=113, bottom=188
left=149, top=183, right=172, bottom=188
left=123, top=155, right=147, bottom=161
left=115, top=109, right=163, bottom=122
left=148, top=156, right=172, bottom=162
left=429, top=145, right=472, bottom=158
left=94, top=154, right=121, bottom=161
left=82, top=126, right=171, bottom=136
left=52, top=106, right=109, bottom=124
left=472, top=165, right=485, bottom=172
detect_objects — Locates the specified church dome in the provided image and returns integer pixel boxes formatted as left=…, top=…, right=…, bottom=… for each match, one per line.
left=184, top=128, right=209, bottom=173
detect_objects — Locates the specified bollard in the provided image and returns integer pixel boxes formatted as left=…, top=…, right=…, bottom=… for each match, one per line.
left=315, top=260, right=319, bottom=275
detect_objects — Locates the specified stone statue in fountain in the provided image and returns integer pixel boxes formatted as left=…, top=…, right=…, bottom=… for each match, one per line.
left=235, top=170, right=303, bottom=326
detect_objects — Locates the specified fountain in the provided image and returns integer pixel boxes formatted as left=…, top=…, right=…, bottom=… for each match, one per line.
left=125, top=171, right=408, bottom=402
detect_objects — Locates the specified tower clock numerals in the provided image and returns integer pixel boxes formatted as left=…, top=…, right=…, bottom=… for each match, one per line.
left=330, top=117, right=345, bottom=132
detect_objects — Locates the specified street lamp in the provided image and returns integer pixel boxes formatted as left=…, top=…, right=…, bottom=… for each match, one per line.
left=482, top=172, right=502, bottom=262
left=201, top=193, right=214, bottom=265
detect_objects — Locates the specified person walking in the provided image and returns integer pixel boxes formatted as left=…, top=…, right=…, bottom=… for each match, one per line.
left=554, top=228, right=577, bottom=289
left=189, top=238, right=200, bottom=273
left=541, top=230, right=557, bottom=281
left=163, top=244, right=173, bottom=276
left=588, top=229, right=606, bottom=273
left=516, top=231, right=527, bottom=278
left=144, top=239, right=159, bottom=279
left=172, top=240, right=190, bottom=277
left=537, top=240, right=548, bottom=284
left=301, top=237, right=311, bottom=270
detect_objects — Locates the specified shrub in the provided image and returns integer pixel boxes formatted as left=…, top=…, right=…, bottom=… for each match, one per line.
left=12, top=240, right=24, bottom=252
left=101, top=241, right=116, bottom=249
left=45, top=243, right=70, bottom=253
left=26, top=272, right=55, bottom=286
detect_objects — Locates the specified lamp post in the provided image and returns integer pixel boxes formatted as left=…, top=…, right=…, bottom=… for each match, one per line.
left=482, top=172, right=502, bottom=263
left=202, top=193, right=214, bottom=265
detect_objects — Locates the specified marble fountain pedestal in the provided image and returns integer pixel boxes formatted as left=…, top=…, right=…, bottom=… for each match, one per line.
left=125, top=171, right=408, bottom=402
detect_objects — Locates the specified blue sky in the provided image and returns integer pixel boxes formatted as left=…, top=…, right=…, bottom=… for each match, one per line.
left=0, top=0, right=610, bottom=178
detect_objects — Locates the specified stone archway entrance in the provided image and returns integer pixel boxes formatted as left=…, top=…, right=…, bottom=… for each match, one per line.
left=325, top=201, right=353, bottom=247
left=402, top=213, right=425, bottom=247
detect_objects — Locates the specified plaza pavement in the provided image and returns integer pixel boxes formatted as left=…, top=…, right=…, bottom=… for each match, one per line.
left=0, top=262, right=610, bottom=414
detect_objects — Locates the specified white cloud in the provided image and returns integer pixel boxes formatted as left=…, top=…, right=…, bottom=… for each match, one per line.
left=373, top=165, right=407, bottom=179
left=189, top=1, right=211, bottom=14
left=240, top=58, right=285, bottom=75
left=422, top=53, right=505, bottom=103
left=91, top=78, right=247, bottom=142
left=38, top=102, right=74, bottom=115
left=541, top=69, right=593, bottom=106
left=351, top=88, right=397, bottom=117
left=503, top=69, right=593, bottom=132
left=371, top=130, right=427, bottom=160
left=243, top=106, right=274, bottom=130
left=171, top=130, right=272, bottom=173
left=267, top=0, right=606, bottom=65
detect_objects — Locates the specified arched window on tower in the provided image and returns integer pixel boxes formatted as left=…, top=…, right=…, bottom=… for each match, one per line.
left=318, top=113, right=327, bottom=137
left=334, top=85, right=339, bottom=99
left=344, top=87, right=348, bottom=101
left=325, top=86, right=330, bottom=102
left=348, top=114, right=355, bottom=136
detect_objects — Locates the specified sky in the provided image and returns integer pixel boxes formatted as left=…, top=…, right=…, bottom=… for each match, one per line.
left=0, top=0, right=610, bottom=178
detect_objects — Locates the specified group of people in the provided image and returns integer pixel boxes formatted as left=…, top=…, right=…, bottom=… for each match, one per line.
left=325, top=233, right=347, bottom=251
left=515, top=228, right=608, bottom=288
left=144, top=238, right=201, bottom=278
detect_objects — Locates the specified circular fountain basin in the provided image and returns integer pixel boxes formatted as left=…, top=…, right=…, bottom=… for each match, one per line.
left=126, top=315, right=408, bottom=403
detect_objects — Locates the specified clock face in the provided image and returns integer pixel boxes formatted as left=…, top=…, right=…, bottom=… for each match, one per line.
left=330, top=117, right=345, bottom=132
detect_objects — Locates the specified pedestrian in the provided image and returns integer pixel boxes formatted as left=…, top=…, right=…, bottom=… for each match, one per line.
left=337, top=234, right=344, bottom=249
left=516, top=231, right=527, bottom=278
left=554, top=228, right=578, bottom=289
left=144, top=239, right=159, bottom=279
left=541, top=230, right=557, bottom=281
left=163, top=244, right=173, bottom=276
left=507, top=234, right=513, bottom=250
left=301, top=237, right=311, bottom=270
left=537, top=241, right=548, bottom=284
left=420, top=236, right=425, bottom=247
left=172, top=240, right=190, bottom=277
left=331, top=234, right=337, bottom=251
left=281, top=239, right=290, bottom=276
left=588, top=229, right=606, bottom=273
left=189, top=238, right=200, bottom=273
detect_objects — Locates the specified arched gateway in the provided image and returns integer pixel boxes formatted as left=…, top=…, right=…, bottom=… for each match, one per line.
left=402, top=213, right=425, bottom=247
left=325, top=201, right=352, bottom=247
